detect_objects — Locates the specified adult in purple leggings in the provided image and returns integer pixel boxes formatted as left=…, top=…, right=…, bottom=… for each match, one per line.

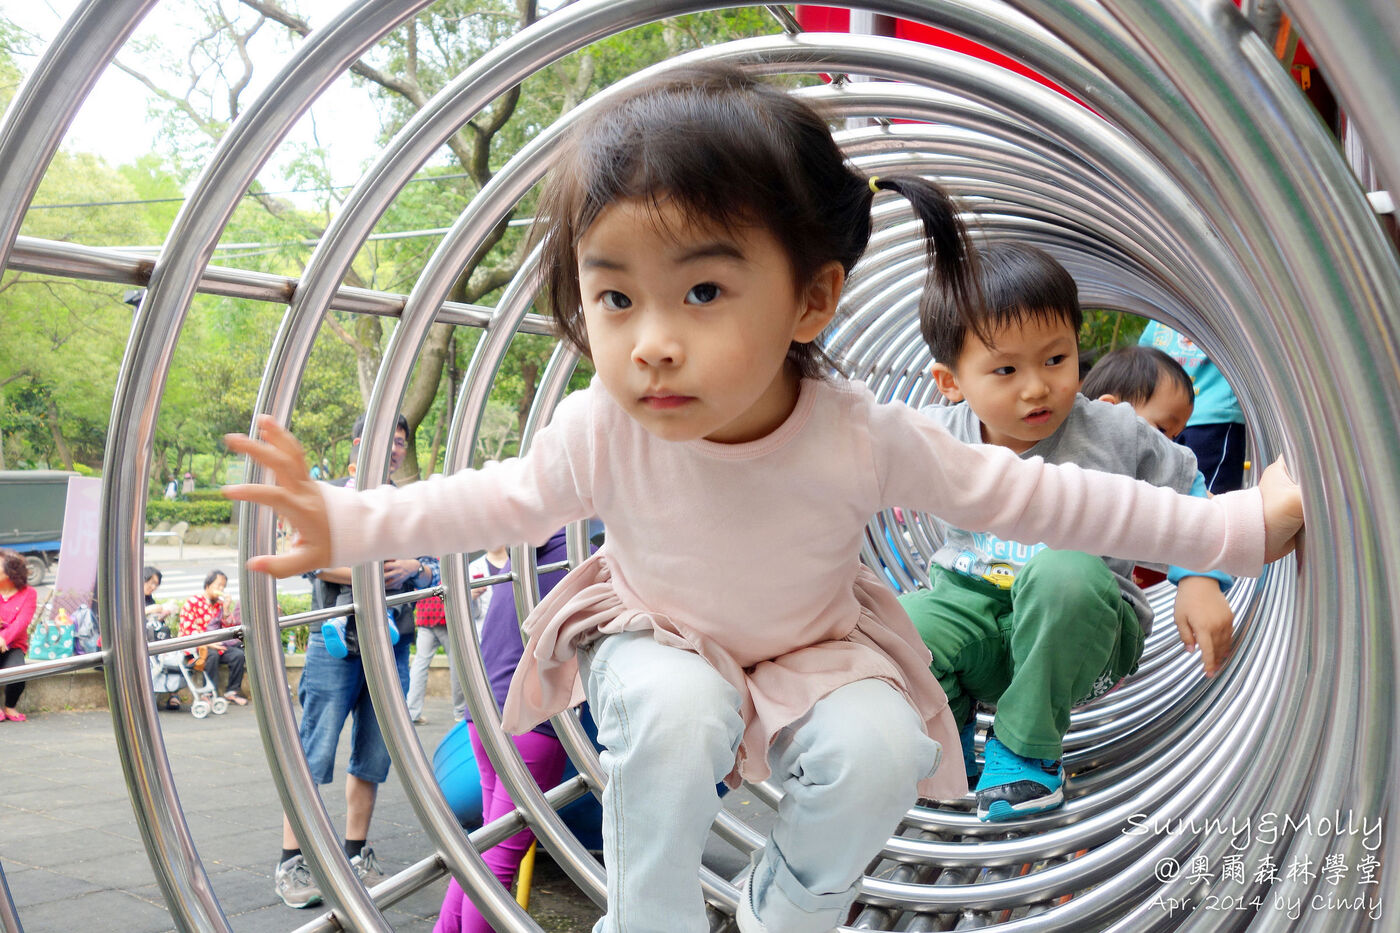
left=435, top=528, right=572, bottom=933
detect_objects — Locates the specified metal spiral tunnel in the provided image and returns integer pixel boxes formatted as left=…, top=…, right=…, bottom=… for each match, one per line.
left=1, top=1, right=1397, bottom=931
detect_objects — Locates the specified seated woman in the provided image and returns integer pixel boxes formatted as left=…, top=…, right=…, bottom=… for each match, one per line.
left=144, top=566, right=184, bottom=710
left=143, top=566, right=178, bottom=623
left=0, top=549, right=38, bottom=722
left=177, top=569, right=248, bottom=706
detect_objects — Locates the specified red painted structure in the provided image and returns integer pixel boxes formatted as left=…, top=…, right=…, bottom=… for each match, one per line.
left=793, top=5, right=1320, bottom=105
left=793, top=5, right=1077, bottom=101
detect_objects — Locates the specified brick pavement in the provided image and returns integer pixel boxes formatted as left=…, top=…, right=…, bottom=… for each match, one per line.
left=4, top=540, right=768, bottom=931
left=0, top=695, right=770, bottom=932
left=0, top=695, right=603, bottom=932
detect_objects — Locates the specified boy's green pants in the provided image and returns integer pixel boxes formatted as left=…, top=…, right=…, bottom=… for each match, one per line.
left=899, top=549, right=1143, bottom=762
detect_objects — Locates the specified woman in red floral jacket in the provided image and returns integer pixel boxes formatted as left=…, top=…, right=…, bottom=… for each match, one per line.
left=178, top=569, right=247, bottom=706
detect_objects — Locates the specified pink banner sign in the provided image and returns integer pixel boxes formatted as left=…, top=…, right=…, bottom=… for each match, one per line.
left=50, top=476, right=101, bottom=618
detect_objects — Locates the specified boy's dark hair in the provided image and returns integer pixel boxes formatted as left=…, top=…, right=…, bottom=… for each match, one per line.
left=921, top=242, right=1080, bottom=368
left=536, top=63, right=979, bottom=380
left=351, top=413, right=410, bottom=443
left=1081, top=344, right=1196, bottom=408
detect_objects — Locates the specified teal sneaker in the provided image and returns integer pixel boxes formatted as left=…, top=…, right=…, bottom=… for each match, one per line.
left=975, top=736, right=1064, bottom=822
left=960, top=722, right=981, bottom=781
left=321, top=619, right=349, bottom=659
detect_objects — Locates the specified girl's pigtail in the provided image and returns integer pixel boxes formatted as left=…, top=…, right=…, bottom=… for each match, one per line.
left=870, top=176, right=985, bottom=346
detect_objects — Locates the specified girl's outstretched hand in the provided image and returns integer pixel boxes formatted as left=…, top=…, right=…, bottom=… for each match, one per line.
left=1259, top=456, right=1304, bottom=563
left=222, top=415, right=332, bottom=579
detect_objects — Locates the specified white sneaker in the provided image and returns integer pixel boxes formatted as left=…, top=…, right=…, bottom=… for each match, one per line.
left=735, top=871, right=766, bottom=933
left=350, top=846, right=387, bottom=887
left=274, top=854, right=322, bottom=909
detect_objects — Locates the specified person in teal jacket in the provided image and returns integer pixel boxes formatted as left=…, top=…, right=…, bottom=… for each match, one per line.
left=1139, top=321, right=1247, bottom=492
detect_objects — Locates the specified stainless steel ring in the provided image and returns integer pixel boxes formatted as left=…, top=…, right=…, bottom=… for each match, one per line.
left=0, top=1, right=1392, bottom=930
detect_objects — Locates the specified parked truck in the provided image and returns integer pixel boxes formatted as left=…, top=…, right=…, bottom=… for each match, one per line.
left=0, top=470, right=79, bottom=584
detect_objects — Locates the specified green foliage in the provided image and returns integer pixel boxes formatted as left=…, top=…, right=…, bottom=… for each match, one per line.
left=1, top=146, right=157, bottom=470
left=1080, top=310, right=1151, bottom=362
left=279, top=593, right=312, bottom=616
left=580, top=10, right=780, bottom=90
left=117, top=155, right=185, bottom=239
left=290, top=322, right=372, bottom=473
left=0, top=23, right=26, bottom=113
left=1, top=5, right=782, bottom=479
left=277, top=593, right=313, bottom=654
left=275, top=588, right=315, bottom=652
left=145, top=499, right=233, bottom=526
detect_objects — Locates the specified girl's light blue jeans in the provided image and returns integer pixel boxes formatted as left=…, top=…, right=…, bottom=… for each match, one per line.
left=579, top=630, right=940, bottom=933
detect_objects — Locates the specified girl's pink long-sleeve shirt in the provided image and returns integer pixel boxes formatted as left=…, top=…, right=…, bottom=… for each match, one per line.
left=320, top=378, right=1265, bottom=798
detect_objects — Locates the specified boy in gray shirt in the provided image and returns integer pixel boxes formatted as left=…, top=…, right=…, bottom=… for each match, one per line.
left=900, top=243, right=1231, bottom=821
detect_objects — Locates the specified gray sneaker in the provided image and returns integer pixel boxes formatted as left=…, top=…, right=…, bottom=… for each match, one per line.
left=351, top=846, right=387, bottom=888
left=274, top=854, right=322, bottom=909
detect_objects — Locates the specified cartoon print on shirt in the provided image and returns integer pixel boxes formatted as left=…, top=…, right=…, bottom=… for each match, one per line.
left=942, top=532, right=1048, bottom=589
left=981, top=562, right=1016, bottom=590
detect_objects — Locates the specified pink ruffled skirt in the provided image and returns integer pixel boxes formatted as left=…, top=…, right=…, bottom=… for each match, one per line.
left=502, top=553, right=968, bottom=800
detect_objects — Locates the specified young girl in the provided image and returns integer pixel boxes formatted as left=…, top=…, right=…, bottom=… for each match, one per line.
left=226, top=66, right=1302, bottom=933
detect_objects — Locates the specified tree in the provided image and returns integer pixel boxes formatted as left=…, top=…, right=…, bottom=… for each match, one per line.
left=241, top=0, right=544, bottom=481
left=1079, top=310, right=1150, bottom=365
left=1, top=148, right=161, bottom=470
left=4, top=4, right=782, bottom=479
left=160, top=1, right=779, bottom=480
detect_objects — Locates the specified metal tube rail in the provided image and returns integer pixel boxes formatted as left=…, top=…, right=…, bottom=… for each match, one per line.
left=1, top=1, right=1395, bottom=930
left=5, top=234, right=556, bottom=332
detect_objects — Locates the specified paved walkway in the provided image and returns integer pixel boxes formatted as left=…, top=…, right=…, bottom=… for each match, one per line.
left=0, top=695, right=604, bottom=932
left=0, top=696, right=772, bottom=932
left=6, top=541, right=770, bottom=931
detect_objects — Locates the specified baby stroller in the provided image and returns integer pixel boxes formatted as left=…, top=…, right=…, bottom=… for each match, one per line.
left=146, top=617, right=227, bottom=718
